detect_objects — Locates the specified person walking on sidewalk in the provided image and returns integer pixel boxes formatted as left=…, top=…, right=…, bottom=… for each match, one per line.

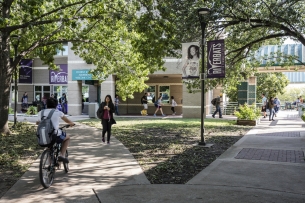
left=154, top=95, right=166, bottom=117
left=171, top=96, right=177, bottom=115
left=261, top=93, right=267, bottom=118
left=98, top=95, right=115, bottom=144
left=114, top=95, right=120, bottom=115
left=212, top=94, right=223, bottom=118
left=141, top=92, right=148, bottom=116
left=268, top=96, right=275, bottom=121
left=274, top=97, right=280, bottom=117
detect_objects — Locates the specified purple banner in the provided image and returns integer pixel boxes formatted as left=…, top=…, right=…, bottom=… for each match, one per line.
left=207, top=39, right=225, bottom=78
left=49, top=64, right=68, bottom=84
left=19, top=59, right=33, bottom=83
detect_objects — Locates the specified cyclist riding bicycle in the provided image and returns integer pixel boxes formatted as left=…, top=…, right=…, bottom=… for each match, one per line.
left=36, top=97, right=75, bottom=163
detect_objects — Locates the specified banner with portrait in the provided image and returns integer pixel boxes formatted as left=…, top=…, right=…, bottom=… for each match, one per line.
left=181, top=42, right=200, bottom=79
left=207, top=39, right=226, bottom=78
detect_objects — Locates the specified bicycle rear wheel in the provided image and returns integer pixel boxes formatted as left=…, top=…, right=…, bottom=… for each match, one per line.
left=63, top=150, right=69, bottom=173
left=39, top=149, right=55, bottom=188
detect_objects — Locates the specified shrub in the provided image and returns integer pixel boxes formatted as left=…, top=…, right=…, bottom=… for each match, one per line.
left=234, top=103, right=261, bottom=120
left=26, top=106, right=37, bottom=115
left=8, top=107, right=14, bottom=114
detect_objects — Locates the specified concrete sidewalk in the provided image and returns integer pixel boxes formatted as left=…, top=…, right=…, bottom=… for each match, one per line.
left=2, top=111, right=305, bottom=202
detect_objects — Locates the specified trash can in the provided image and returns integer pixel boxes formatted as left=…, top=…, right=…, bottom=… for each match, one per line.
left=88, top=103, right=99, bottom=118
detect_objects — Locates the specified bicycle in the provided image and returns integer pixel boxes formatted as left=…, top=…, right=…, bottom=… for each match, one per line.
left=39, top=124, right=73, bottom=188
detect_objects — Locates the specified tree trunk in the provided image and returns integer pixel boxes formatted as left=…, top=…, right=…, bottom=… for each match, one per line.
left=0, top=33, right=13, bottom=135
left=0, top=63, right=13, bottom=135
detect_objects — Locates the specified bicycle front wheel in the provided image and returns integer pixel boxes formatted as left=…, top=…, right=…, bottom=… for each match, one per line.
left=63, top=150, right=69, bottom=173
left=39, top=149, right=55, bottom=188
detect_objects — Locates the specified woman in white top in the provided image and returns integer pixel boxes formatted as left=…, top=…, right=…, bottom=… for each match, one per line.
left=171, top=96, right=177, bottom=115
left=154, top=95, right=166, bottom=117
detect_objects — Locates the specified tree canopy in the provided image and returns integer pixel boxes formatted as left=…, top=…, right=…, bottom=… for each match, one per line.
left=0, top=0, right=178, bottom=134
left=156, top=0, right=305, bottom=92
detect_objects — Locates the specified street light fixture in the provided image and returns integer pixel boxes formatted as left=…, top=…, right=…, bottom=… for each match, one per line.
left=11, top=34, right=20, bottom=128
left=198, top=8, right=210, bottom=145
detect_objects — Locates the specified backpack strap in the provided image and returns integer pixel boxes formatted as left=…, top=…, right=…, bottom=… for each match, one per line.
left=47, top=109, right=56, bottom=119
left=41, top=109, right=45, bottom=120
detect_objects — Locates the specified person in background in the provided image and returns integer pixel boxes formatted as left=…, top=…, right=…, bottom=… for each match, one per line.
left=261, top=93, right=267, bottom=118
left=61, top=93, right=68, bottom=114
left=212, top=93, right=223, bottom=118
left=274, top=97, right=281, bottom=117
left=42, top=94, right=47, bottom=109
left=21, top=92, right=28, bottom=110
left=114, top=95, right=120, bottom=115
left=141, top=92, right=148, bottom=116
left=171, top=96, right=177, bottom=115
left=98, top=95, right=115, bottom=144
left=82, top=94, right=85, bottom=113
left=154, top=95, right=166, bottom=117
left=268, top=96, right=275, bottom=121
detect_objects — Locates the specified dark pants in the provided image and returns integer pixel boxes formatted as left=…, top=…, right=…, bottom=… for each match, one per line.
left=102, top=119, right=112, bottom=142
left=213, top=106, right=222, bottom=117
left=115, top=105, right=119, bottom=115
left=171, top=107, right=175, bottom=113
left=269, top=108, right=275, bottom=120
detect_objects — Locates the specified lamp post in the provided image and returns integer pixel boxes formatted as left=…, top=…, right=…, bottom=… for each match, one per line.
left=198, top=8, right=210, bottom=145
left=11, top=35, right=20, bottom=128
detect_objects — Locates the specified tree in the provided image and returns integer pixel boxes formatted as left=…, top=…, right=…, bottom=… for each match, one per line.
left=225, top=73, right=289, bottom=102
left=0, top=0, right=178, bottom=134
left=155, top=0, right=305, bottom=92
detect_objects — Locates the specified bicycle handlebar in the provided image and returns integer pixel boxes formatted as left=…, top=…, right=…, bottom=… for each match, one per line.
left=59, top=124, right=75, bottom=130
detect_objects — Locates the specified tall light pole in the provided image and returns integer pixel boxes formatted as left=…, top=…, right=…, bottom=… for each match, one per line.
left=11, top=35, right=20, bottom=128
left=198, top=8, right=210, bottom=145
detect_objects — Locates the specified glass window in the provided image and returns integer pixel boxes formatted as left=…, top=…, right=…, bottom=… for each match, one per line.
left=35, top=85, right=51, bottom=101
left=147, top=86, right=155, bottom=103
left=53, top=86, right=68, bottom=100
left=159, top=86, right=170, bottom=104
left=82, top=85, right=89, bottom=102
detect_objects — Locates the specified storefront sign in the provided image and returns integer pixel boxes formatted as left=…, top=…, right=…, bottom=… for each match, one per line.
left=72, top=69, right=92, bottom=80
left=49, top=64, right=68, bottom=84
left=19, top=59, right=33, bottom=83
left=207, top=39, right=226, bottom=78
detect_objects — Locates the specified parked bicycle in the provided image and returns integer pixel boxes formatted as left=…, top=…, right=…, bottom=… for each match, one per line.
left=39, top=124, right=73, bottom=188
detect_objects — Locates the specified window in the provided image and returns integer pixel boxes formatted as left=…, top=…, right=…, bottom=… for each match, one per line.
left=147, top=86, right=155, bottom=103
left=82, top=85, right=89, bottom=102
left=55, top=43, right=68, bottom=56
left=159, top=86, right=170, bottom=104
left=53, top=86, right=67, bottom=100
left=35, top=86, right=51, bottom=101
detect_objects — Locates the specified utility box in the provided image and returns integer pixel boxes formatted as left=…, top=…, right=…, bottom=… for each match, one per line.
left=88, top=103, right=99, bottom=118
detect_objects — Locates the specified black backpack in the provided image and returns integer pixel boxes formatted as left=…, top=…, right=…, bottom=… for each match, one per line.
left=211, top=98, right=217, bottom=106
left=152, top=97, right=155, bottom=103
left=141, top=96, right=144, bottom=104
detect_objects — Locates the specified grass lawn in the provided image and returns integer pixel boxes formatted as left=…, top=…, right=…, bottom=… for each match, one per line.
left=79, top=117, right=252, bottom=184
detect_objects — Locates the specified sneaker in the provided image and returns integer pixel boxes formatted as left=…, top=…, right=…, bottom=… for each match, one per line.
left=162, top=114, right=166, bottom=117
left=107, top=141, right=110, bottom=144
left=58, top=156, right=69, bottom=163
left=219, top=117, right=223, bottom=118
left=172, top=113, right=175, bottom=115
left=212, top=115, right=215, bottom=118
left=263, top=116, right=266, bottom=118
left=154, top=114, right=156, bottom=117
left=102, top=137, right=105, bottom=143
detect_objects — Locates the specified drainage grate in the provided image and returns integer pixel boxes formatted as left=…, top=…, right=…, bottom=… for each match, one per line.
left=235, top=148, right=305, bottom=163
left=256, top=131, right=300, bottom=137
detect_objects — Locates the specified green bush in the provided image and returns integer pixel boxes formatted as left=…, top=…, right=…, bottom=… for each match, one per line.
left=25, top=106, right=37, bottom=115
left=8, top=107, right=14, bottom=114
left=234, top=103, right=261, bottom=120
